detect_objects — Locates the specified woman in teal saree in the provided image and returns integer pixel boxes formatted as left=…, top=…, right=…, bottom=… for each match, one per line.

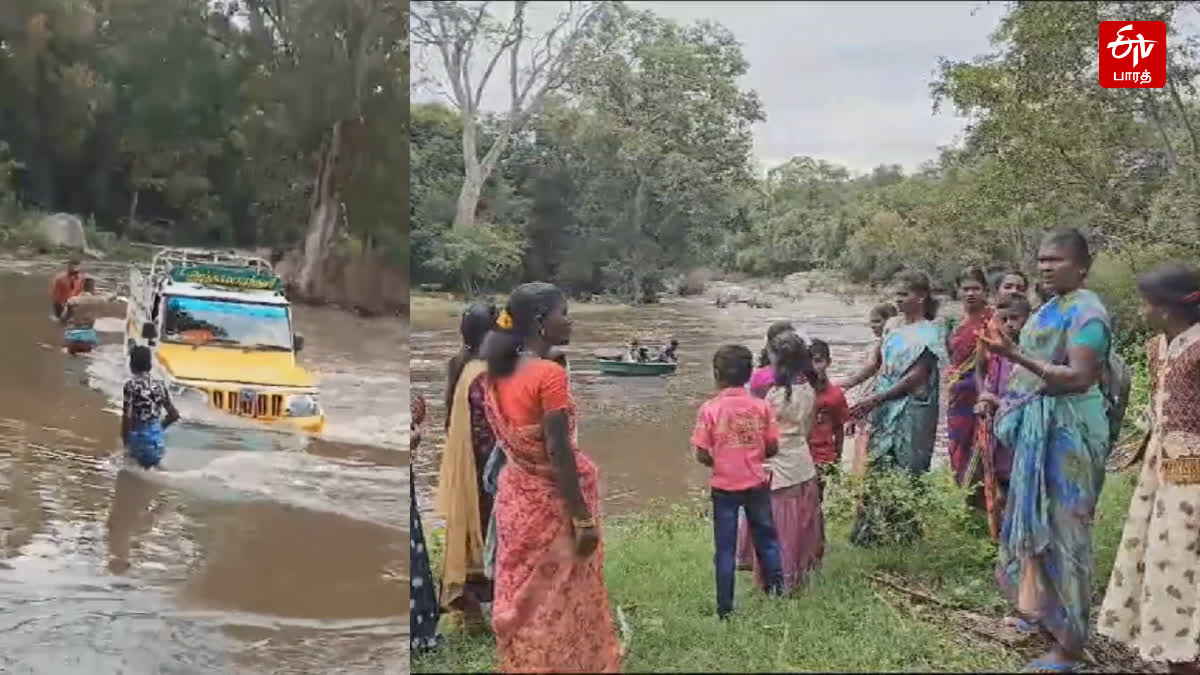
left=848, top=270, right=948, bottom=546
left=982, top=229, right=1112, bottom=673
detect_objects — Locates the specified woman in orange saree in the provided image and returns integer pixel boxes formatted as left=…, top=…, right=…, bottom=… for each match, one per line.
left=480, top=282, right=621, bottom=674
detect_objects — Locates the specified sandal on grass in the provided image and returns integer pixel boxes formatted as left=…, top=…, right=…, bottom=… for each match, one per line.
left=1012, top=614, right=1041, bottom=629
left=1003, top=615, right=1040, bottom=634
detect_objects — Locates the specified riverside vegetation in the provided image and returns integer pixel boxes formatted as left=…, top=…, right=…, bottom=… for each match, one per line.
left=412, top=0, right=1200, bottom=348
left=1, top=0, right=408, bottom=314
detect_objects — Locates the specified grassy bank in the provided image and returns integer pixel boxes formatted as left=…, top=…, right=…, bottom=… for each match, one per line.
left=413, top=465, right=1140, bottom=673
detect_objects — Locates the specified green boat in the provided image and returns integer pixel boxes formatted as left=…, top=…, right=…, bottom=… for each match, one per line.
left=598, top=360, right=677, bottom=377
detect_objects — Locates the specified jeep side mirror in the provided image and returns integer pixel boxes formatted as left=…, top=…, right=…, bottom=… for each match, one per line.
left=293, top=334, right=305, bottom=352
left=142, top=322, right=158, bottom=340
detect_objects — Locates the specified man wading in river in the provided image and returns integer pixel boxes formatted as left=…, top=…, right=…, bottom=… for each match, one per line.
left=50, top=259, right=84, bottom=320
left=62, top=277, right=118, bottom=354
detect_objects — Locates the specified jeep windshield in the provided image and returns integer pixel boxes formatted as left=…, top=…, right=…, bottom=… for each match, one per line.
left=162, top=296, right=293, bottom=350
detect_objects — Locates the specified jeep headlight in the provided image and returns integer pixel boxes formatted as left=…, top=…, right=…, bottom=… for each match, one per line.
left=285, top=394, right=320, bottom=418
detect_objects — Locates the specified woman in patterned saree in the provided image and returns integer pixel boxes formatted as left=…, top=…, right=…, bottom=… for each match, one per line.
left=410, top=393, right=441, bottom=655
left=1098, top=263, right=1200, bottom=674
left=981, top=229, right=1112, bottom=673
left=946, top=266, right=994, bottom=498
left=847, top=270, right=948, bottom=546
left=480, top=282, right=621, bottom=673
left=436, top=301, right=500, bottom=629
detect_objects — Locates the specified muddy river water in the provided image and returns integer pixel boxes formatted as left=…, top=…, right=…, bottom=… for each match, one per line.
left=0, top=260, right=408, bottom=674
left=410, top=283, right=953, bottom=521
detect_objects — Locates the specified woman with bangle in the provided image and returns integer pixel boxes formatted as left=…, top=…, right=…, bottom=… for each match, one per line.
left=480, top=282, right=620, bottom=673
left=981, top=228, right=1112, bottom=673
left=847, top=270, right=948, bottom=546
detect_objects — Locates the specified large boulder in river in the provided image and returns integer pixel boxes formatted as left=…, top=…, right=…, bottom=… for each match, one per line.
left=39, top=213, right=87, bottom=250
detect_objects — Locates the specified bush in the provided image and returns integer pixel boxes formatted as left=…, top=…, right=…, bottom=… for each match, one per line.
left=428, top=225, right=526, bottom=296
left=0, top=211, right=51, bottom=251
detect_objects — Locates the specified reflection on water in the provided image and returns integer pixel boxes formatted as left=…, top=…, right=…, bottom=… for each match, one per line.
left=411, top=289, right=950, bottom=519
left=0, top=261, right=407, bottom=674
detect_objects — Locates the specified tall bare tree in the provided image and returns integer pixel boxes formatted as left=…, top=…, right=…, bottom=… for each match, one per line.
left=410, top=0, right=612, bottom=229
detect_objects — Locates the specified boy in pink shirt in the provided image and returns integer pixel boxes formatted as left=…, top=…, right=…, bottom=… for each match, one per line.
left=692, top=344, right=784, bottom=619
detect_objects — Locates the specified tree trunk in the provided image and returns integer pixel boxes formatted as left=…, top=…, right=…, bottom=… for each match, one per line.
left=360, top=232, right=382, bottom=316
left=296, top=121, right=344, bottom=299
left=29, top=53, right=58, bottom=209
left=128, top=189, right=140, bottom=230
left=453, top=114, right=514, bottom=229
left=454, top=116, right=483, bottom=228
left=454, top=169, right=483, bottom=229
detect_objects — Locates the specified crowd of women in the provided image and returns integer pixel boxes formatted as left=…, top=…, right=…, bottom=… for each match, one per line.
left=410, top=227, right=1200, bottom=675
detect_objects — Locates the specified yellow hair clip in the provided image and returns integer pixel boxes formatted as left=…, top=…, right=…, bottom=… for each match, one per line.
left=496, top=309, right=514, bottom=330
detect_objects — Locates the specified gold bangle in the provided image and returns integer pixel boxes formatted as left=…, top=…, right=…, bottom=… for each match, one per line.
left=572, top=516, right=596, bottom=529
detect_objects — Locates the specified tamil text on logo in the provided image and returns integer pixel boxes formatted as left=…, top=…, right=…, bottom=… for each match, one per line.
left=1098, top=21, right=1166, bottom=89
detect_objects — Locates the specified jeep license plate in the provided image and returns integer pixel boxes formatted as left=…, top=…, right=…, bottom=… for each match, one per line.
left=240, top=389, right=257, bottom=414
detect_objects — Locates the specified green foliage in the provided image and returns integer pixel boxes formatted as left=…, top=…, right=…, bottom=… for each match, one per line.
left=825, top=467, right=997, bottom=579
left=731, top=1, right=1200, bottom=291
left=0, top=0, right=407, bottom=265
left=0, top=211, right=51, bottom=250
left=416, top=1, right=1200, bottom=301
left=411, top=9, right=763, bottom=301
left=428, top=226, right=526, bottom=297
left=1088, top=244, right=1196, bottom=356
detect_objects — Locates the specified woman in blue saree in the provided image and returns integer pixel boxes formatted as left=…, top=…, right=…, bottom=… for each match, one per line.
left=848, top=271, right=948, bottom=546
left=982, top=229, right=1112, bottom=673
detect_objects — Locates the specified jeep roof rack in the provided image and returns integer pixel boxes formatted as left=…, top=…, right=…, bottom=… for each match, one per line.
left=146, top=247, right=274, bottom=282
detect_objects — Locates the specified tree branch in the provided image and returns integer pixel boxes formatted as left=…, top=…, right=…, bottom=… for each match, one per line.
left=1167, top=70, right=1200, bottom=159
left=351, top=0, right=379, bottom=118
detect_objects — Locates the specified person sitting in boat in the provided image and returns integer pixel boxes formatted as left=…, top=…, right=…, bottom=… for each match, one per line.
left=50, top=259, right=84, bottom=320
left=627, top=339, right=649, bottom=363
left=659, top=339, right=680, bottom=363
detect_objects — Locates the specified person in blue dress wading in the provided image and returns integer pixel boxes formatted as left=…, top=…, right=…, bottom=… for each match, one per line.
left=121, top=346, right=180, bottom=469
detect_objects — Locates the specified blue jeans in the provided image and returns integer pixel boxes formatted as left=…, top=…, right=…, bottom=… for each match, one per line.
left=712, top=485, right=783, bottom=617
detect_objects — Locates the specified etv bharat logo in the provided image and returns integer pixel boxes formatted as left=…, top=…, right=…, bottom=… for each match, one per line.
left=1099, top=21, right=1166, bottom=88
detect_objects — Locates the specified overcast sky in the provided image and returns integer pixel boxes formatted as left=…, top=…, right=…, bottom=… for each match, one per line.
left=411, top=1, right=1008, bottom=175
